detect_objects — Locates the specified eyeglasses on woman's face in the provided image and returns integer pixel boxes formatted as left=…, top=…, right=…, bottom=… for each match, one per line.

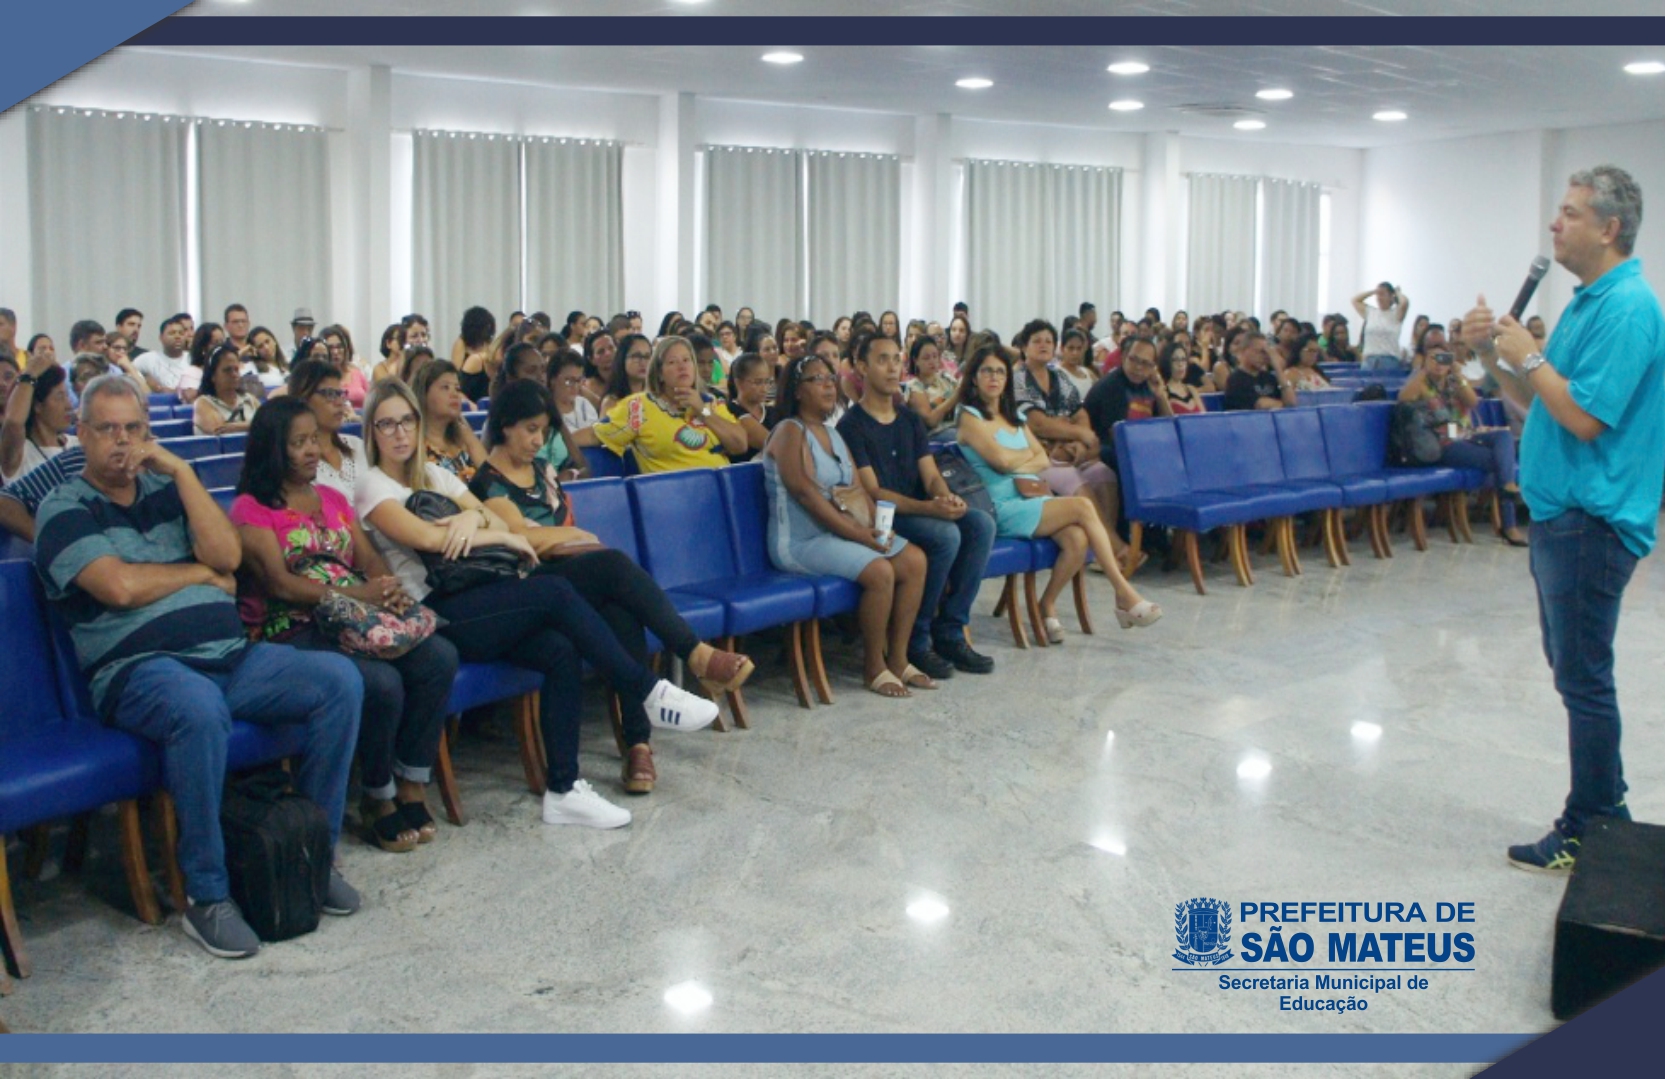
left=975, top=366, right=1007, bottom=380
left=373, top=413, right=420, bottom=436
left=311, top=387, right=347, bottom=402
left=800, top=373, right=836, bottom=386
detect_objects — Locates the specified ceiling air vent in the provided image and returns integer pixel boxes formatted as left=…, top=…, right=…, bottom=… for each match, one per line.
left=1175, top=104, right=1267, bottom=120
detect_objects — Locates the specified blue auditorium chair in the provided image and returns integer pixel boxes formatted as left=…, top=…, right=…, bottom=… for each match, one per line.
left=192, top=454, right=243, bottom=491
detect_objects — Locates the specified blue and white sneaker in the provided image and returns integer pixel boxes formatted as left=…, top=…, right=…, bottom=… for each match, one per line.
left=643, top=680, right=718, bottom=733
left=1508, top=828, right=1580, bottom=872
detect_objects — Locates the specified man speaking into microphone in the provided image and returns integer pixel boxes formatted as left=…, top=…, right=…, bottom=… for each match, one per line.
left=1464, top=165, right=1665, bottom=872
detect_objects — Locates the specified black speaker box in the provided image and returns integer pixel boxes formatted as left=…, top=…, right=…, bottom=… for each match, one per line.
left=1552, top=818, right=1665, bottom=1020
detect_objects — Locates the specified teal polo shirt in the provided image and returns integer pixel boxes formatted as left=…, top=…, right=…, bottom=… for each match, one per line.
left=1520, top=258, right=1665, bottom=557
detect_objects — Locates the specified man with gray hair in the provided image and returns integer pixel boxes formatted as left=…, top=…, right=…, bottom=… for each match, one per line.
left=1464, top=164, right=1665, bottom=871
left=34, top=374, right=365, bottom=958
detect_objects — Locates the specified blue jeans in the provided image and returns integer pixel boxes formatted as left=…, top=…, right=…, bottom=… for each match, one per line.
left=1363, top=353, right=1404, bottom=372
left=1438, top=430, right=1518, bottom=530
left=1529, top=510, right=1640, bottom=837
left=893, top=508, right=996, bottom=654
left=109, top=643, right=364, bottom=904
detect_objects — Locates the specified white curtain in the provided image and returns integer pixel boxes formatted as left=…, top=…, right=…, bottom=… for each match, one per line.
left=705, top=146, right=802, bottom=324
left=412, top=131, right=521, bottom=339
left=199, top=122, right=332, bottom=333
left=27, top=108, right=188, bottom=348
left=806, top=152, right=899, bottom=326
left=1186, top=173, right=1259, bottom=317
left=965, top=160, right=1122, bottom=340
left=1260, top=178, right=1322, bottom=322
left=525, top=139, right=623, bottom=319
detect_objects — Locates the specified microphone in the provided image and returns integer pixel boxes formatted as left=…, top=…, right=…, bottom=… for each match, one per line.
left=1509, top=256, right=1552, bottom=321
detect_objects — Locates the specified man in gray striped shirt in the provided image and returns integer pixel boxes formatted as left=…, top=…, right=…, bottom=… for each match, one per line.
left=34, top=375, right=364, bottom=959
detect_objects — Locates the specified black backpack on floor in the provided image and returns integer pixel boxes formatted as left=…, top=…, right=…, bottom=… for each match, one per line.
left=220, top=768, right=331, bottom=942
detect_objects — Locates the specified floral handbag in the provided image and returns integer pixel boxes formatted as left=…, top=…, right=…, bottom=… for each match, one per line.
left=289, top=553, right=439, bottom=661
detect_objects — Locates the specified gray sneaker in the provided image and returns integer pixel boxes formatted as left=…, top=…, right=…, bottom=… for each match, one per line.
left=322, top=869, right=360, bottom=916
left=182, top=899, right=260, bottom=959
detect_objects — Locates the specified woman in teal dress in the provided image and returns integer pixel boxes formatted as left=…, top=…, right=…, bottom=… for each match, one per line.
left=953, top=342, right=1161, bottom=641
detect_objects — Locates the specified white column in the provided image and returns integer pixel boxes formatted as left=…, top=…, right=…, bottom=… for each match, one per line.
left=655, top=91, right=696, bottom=322
left=1138, top=130, right=1181, bottom=316
left=340, top=63, right=393, bottom=337
left=0, top=108, right=33, bottom=335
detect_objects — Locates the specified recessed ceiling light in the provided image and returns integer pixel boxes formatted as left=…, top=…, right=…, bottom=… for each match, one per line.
left=956, top=77, right=993, bottom=90
left=1107, top=61, right=1150, bottom=76
left=1255, top=88, right=1294, bottom=101
left=1373, top=110, right=1408, bottom=122
left=1624, top=61, right=1665, bottom=75
left=1234, top=120, right=1266, bottom=131
left=663, top=981, right=712, bottom=1014
left=906, top=896, right=951, bottom=925
left=1236, top=756, right=1272, bottom=780
left=1108, top=100, right=1145, bottom=112
left=761, top=51, right=804, bottom=65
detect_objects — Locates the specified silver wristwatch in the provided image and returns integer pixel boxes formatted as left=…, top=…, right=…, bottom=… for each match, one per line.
left=700, top=405, right=713, bottom=419
left=1516, top=351, right=1548, bottom=376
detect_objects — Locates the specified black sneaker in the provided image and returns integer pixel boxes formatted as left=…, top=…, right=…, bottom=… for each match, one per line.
left=1507, top=828, right=1580, bottom=872
left=322, top=869, right=361, bottom=916
left=937, top=638, right=995, bottom=674
left=182, top=899, right=260, bottom=959
left=906, top=648, right=955, bottom=681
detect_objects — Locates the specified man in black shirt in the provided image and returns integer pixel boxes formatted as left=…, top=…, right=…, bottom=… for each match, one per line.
left=838, top=334, right=995, bottom=677
left=1222, top=332, right=1297, bottom=411
left=1084, top=336, right=1172, bottom=454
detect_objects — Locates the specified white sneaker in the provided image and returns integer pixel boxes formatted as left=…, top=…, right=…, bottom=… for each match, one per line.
left=643, top=679, right=719, bottom=733
left=542, top=780, right=632, bottom=829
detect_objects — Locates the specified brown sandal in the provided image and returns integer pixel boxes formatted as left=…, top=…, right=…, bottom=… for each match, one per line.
left=360, top=799, right=418, bottom=853
left=622, top=744, right=656, bottom=795
left=698, top=649, right=755, bottom=695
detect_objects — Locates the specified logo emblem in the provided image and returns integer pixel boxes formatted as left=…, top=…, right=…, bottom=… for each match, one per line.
left=1173, top=897, right=1233, bottom=966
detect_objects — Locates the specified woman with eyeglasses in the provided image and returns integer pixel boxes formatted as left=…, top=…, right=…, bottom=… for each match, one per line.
left=412, top=360, right=488, bottom=484
left=724, top=352, right=773, bottom=464
left=356, top=378, right=719, bottom=825
left=1286, top=334, right=1333, bottom=392
left=289, top=359, right=367, bottom=498
left=953, top=343, right=1160, bottom=639
left=548, top=351, right=598, bottom=452
left=600, top=333, right=651, bottom=414
left=1, top=355, right=77, bottom=484
left=318, top=324, right=367, bottom=409
left=230, top=397, right=460, bottom=852
left=193, top=345, right=261, bottom=436
left=764, top=354, right=931, bottom=699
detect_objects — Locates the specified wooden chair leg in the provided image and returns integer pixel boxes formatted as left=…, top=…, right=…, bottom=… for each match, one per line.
left=720, top=637, right=749, bottom=729
left=1023, top=571, right=1049, bottom=647
left=515, top=693, right=546, bottom=796
left=1454, top=494, right=1475, bottom=543
left=434, top=727, right=466, bottom=826
left=608, top=693, right=631, bottom=754
left=0, top=835, right=30, bottom=979
left=1122, top=523, right=1144, bottom=577
left=155, top=795, right=186, bottom=914
left=1000, top=576, right=1028, bottom=648
left=1488, top=489, right=1503, bottom=534
left=804, top=619, right=835, bottom=705
left=1321, top=510, right=1344, bottom=569
left=1275, top=518, right=1301, bottom=576
left=21, top=827, right=50, bottom=882
left=1371, top=504, right=1394, bottom=559
left=787, top=622, right=814, bottom=709
left=1228, top=525, right=1253, bottom=586
left=1408, top=499, right=1430, bottom=551
left=1071, top=571, right=1094, bottom=634
left=115, top=800, right=163, bottom=929
left=1181, top=531, right=1207, bottom=594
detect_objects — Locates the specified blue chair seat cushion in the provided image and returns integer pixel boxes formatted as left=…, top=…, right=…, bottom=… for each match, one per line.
left=227, top=720, right=311, bottom=772
left=662, top=590, right=727, bottom=640
left=679, top=574, right=818, bottom=635
left=0, top=727, right=159, bottom=832
left=445, top=661, right=544, bottom=714
left=983, top=538, right=1031, bottom=578
left=808, top=575, right=861, bottom=618
left=1139, top=490, right=1314, bottom=532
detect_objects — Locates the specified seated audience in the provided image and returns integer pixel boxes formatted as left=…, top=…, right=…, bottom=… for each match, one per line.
left=1222, top=332, right=1296, bottom=411
left=1010, top=320, right=1120, bottom=541
left=953, top=343, right=1160, bottom=640
left=547, top=350, right=599, bottom=453
left=2, top=357, right=78, bottom=484
left=231, top=399, right=461, bottom=853
left=288, top=360, right=366, bottom=497
left=412, top=360, right=488, bottom=483
left=1159, top=343, right=1206, bottom=415
left=242, top=326, right=292, bottom=396
left=371, top=323, right=404, bottom=384
left=0, top=351, right=17, bottom=407
left=470, top=380, right=754, bottom=791
left=581, top=330, right=622, bottom=410
left=452, top=306, right=498, bottom=402
left=1397, top=345, right=1527, bottom=546
left=715, top=321, right=742, bottom=366
left=35, top=374, right=364, bottom=958
left=398, top=345, right=437, bottom=386
left=765, top=354, right=931, bottom=699
left=838, top=334, right=996, bottom=679
left=580, top=336, right=747, bottom=473
left=1082, top=336, right=1172, bottom=564
left=600, top=333, right=650, bottom=413
left=318, top=325, right=366, bottom=408
left=69, top=353, right=112, bottom=399
left=355, top=379, right=716, bottom=826
left=902, top=334, right=959, bottom=440
left=723, top=351, right=773, bottom=463
left=1055, top=328, right=1098, bottom=398
left=689, top=331, right=724, bottom=393
left=135, top=315, right=196, bottom=399
left=193, top=345, right=260, bottom=436
left=1285, top=334, right=1332, bottom=391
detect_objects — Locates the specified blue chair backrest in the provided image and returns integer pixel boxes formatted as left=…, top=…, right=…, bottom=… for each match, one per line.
left=1272, top=408, right=1333, bottom=483
left=562, top=478, right=640, bottom=563
left=586, top=445, right=628, bottom=479
left=194, top=453, right=244, bottom=491
left=219, top=433, right=247, bottom=456
left=150, top=419, right=192, bottom=440
left=172, top=404, right=198, bottom=421
left=1177, top=413, right=1255, bottom=493
left=165, top=436, right=221, bottom=461
left=341, top=422, right=363, bottom=439
left=628, top=470, right=736, bottom=589
left=464, top=411, right=487, bottom=433
left=1226, top=411, right=1286, bottom=487
left=1318, top=404, right=1390, bottom=477
left=1113, top=418, right=1190, bottom=517
left=714, top=462, right=771, bottom=577
left=1472, top=398, right=1506, bottom=428
left=0, top=561, right=70, bottom=740
left=149, top=393, right=177, bottom=407
left=1201, top=393, right=1224, bottom=413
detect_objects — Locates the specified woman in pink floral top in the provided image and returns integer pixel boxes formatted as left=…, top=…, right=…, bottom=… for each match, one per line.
left=229, top=398, right=460, bottom=854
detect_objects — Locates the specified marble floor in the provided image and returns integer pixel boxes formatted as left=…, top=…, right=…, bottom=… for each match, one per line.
left=6, top=524, right=1661, bottom=1079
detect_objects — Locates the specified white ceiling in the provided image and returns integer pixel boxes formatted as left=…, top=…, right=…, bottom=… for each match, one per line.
left=178, top=0, right=1662, bottom=15
left=134, top=42, right=1665, bottom=149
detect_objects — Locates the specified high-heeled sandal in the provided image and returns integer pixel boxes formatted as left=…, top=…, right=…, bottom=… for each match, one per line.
left=622, top=744, right=656, bottom=795
left=397, top=799, right=438, bottom=844
left=360, top=799, right=418, bottom=853
left=1115, top=600, right=1163, bottom=629
left=697, top=649, right=755, bottom=695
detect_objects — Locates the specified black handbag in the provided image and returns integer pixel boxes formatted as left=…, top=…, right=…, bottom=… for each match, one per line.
left=221, top=768, right=330, bottom=942
left=932, top=446, right=997, bottom=519
left=404, top=489, right=529, bottom=597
